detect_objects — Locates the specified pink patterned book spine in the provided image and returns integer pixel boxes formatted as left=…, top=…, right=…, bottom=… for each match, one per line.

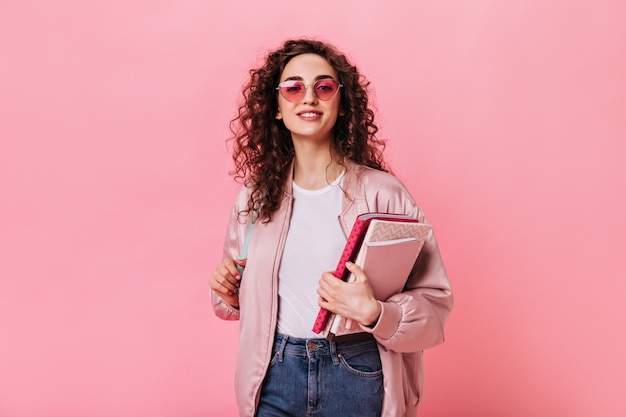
left=311, top=217, right=371, bottom=333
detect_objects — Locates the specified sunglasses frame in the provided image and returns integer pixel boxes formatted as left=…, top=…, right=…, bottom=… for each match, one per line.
left=276, top=79, right=343, bottom=102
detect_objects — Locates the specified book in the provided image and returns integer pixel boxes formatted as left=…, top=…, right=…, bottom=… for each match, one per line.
left=322, top=218, right=432, bottom=340
left=311, top=213, right=430, bottom=335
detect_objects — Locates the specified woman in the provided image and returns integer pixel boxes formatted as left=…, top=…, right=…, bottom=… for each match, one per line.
left=210, top=38, right=453, bottom=417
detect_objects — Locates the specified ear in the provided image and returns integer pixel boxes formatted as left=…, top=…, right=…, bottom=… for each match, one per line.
left=276, top=110, right=282, bottom=120
left=339, top=109, right=346, bottom=116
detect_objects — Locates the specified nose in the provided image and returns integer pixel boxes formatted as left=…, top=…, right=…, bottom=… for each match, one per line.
left=302, top=85, right=318, bottom=104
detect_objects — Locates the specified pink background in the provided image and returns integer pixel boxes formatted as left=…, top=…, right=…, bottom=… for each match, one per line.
left=1, top=1, right=625, bottom=416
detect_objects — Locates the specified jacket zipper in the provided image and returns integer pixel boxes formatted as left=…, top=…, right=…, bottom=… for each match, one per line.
left=253, top=195, right=293, bottom=410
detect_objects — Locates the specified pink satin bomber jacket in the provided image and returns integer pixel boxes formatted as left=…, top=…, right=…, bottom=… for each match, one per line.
left=211, top=160, right=453, bottom=417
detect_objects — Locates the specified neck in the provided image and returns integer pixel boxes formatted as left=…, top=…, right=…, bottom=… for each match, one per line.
left=292, top=145, right=343, bottom=190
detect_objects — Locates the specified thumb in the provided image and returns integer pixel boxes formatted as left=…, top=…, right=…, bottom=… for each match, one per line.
left=236, top=258, right=247, bottom=276
left=345, top=261, right=367, bottom=282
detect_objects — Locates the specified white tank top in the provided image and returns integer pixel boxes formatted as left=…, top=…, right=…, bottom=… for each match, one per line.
left=276, top=171, right=347, bottom=338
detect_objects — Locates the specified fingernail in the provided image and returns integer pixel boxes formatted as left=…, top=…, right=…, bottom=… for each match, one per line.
left=236, top=274, right=242, bottom=280
left=346, top=261, right=353, bottom=266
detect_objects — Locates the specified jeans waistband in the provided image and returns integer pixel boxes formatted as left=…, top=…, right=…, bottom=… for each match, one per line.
left=273, top=332, right=377, bottom=362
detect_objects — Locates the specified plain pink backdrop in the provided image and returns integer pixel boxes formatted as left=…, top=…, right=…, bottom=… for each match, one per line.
left=1, top=1, right=625, bottom=416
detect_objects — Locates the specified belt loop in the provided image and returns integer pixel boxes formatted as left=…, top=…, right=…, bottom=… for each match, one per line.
left=276, top=334, right=288, bottom=363
left=329, top=341, right=340, bottom=365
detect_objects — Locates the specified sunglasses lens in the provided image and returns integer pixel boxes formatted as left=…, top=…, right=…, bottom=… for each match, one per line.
left=278, top=81, right=305, bottom=101
left=278, top=79, right=340, bottom=102
left=314, top=80, right=339, bottom=100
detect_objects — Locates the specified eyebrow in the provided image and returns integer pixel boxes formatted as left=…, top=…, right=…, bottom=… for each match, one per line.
left=283, top=74, right=335, bottom=82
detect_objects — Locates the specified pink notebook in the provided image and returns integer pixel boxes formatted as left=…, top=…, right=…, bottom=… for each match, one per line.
left=312, top=213, right=431, bottom=338
left=320, top=219, right=432, bottom=339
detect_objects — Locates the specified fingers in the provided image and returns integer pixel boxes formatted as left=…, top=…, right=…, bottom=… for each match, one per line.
left=317, top=263, right=376, bottom=321
left=318, top=271, right=338, bottom=299
left=343, top=262, right=378, bottom=322
left=316, top=276, right=341, bottom=314
left=317, top=295, right=331, bottom=311
left=318, top=262, right=366, bottom=293
left=236, top=258, right=247, bottom=275
left=210, top=258, right=242, bottom=296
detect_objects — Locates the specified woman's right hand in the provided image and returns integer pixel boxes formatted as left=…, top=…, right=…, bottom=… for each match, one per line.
left=210, top=258, right=246, bottom=308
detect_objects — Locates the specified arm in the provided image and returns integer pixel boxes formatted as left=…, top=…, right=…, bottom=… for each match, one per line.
left=319, top=167, right=453, bottom=351
left=210, top=187, right=252, bottom=321
left=317, top=219, right=452, bottom=352
left=354, top=171, right=453, bottom=352
left=365, top=211, right=453, bottom=352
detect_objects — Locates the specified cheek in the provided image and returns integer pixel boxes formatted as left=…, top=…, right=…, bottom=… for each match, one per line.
left=331, top=102, right=343, bottom=119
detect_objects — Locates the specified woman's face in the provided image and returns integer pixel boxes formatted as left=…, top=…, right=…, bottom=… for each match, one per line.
left=276, top=53, right=343, bottom=145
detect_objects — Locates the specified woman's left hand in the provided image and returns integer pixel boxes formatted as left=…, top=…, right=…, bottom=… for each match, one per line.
left=317, top=261, right=382, bottom=328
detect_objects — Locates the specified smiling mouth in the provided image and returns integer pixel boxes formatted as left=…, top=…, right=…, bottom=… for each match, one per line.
left=298, top=112, right=321, bottom=118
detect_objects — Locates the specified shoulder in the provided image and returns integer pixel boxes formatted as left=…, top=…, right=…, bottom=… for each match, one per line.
left=228, top=184, right=255, bottom=224
left=232, top=181, right=259, bottom=209
left=346, top=163, right=420, bottom=217
left=234, top=184, right=251, bottom=207
left=350, top=164, right=413, bottom=199
left=357, top=165, right=407, bottom=189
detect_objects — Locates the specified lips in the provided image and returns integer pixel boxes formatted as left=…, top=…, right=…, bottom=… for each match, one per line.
left=297, top=110, right=322, bottom=119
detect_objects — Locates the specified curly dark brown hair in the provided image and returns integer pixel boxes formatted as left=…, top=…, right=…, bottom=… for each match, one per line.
left=229, top=38, right=388, bottom=222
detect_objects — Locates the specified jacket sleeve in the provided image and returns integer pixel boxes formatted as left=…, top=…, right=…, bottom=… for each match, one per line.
left=210, top=186, right=250, bottom=321
left=360, top=177, right=453, bottom=353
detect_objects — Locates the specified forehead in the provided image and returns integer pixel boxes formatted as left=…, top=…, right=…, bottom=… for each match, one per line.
left=280, top=53, right=337, bottom=81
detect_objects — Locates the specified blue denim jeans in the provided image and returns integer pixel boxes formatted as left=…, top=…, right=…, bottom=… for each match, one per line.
left=255, top=332, right=383, bottom=417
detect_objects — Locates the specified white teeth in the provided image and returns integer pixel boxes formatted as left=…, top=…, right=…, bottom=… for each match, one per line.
left=300, top=112, right=318, bottom=118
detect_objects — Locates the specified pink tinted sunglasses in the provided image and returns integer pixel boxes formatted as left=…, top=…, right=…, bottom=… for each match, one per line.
left=276, top=79, right=343, bottom=102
